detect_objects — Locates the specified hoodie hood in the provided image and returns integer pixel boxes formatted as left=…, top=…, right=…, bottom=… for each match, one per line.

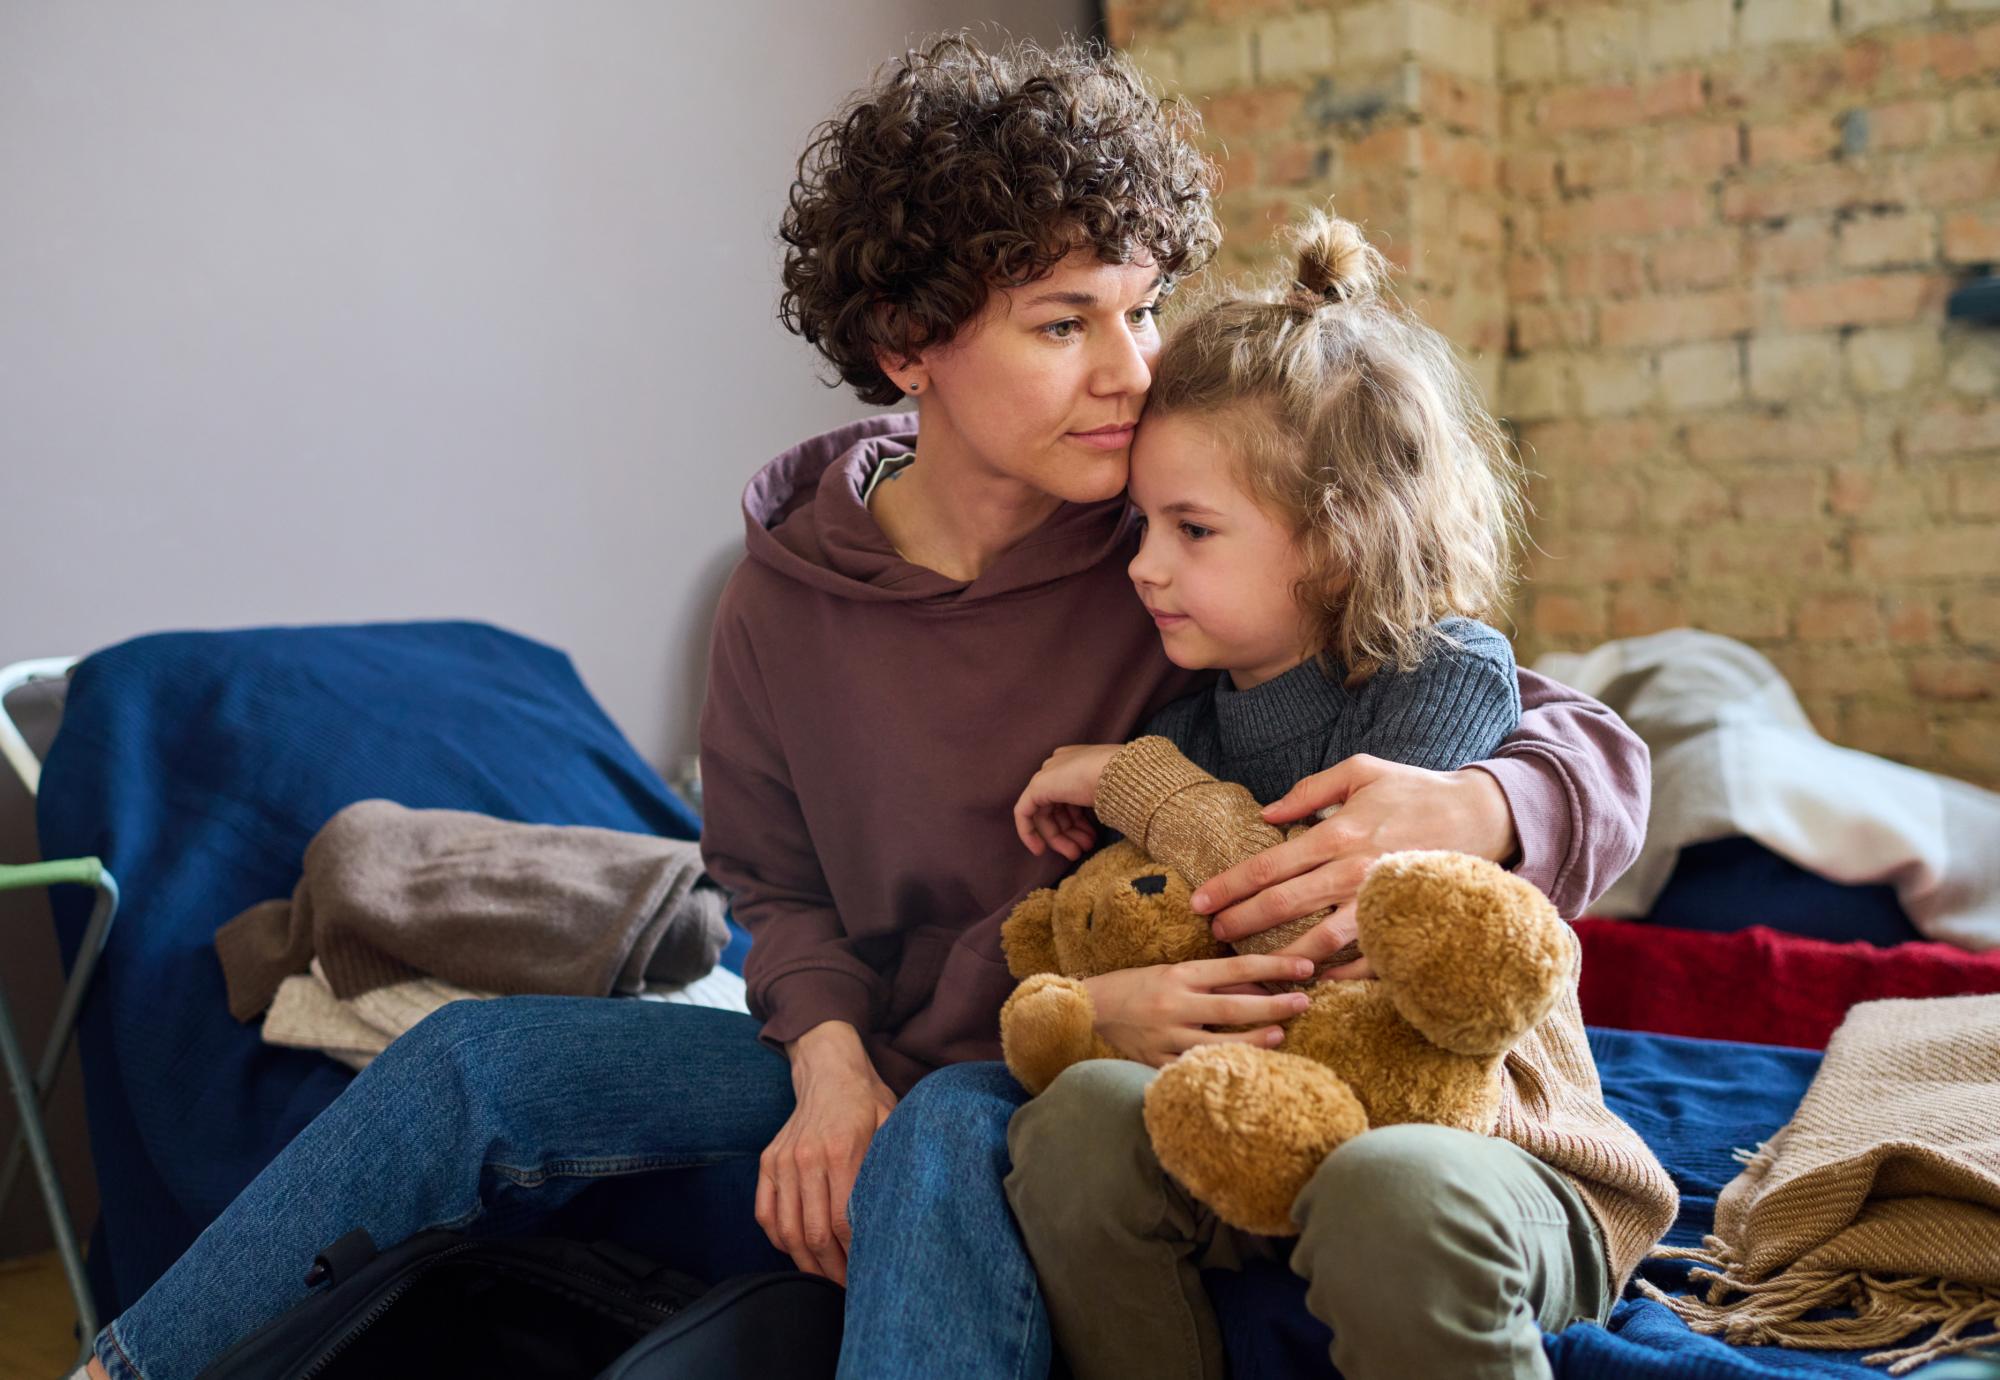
left=741, top=412, right=1137, bottom=605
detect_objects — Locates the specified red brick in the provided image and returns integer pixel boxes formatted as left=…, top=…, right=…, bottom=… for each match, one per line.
left=1734, top=469, right=1824, bottom=523
left=1513, top=302, right=1597, bottom=349
left=1796, top=592, right=1884, bottom=643
left=1560, top=141, right=1645, bottom=194
left=1953, top=467, right=2000, bottom=521
left=1885, top=596, right=1940, bottom=647
left=1658, top=124, right=1743, bottom=182
left=1748, top=115, right=1841, bottom=167
left=1909, top=150, right=2000, bottom=209
left=1504, top=150, right=1561, bottom=200
left=1905, top=404, right=2000, bottom=459
left=1419, top=129, right=1498, bottom=193
left=1564, top=247, right=1647, bottom=298
left=1643, top=71, right=1706, bottom=120
left=1910, top=656, right=1997, bottom=703
left=1750, top=221, right=1835, bottom=280
left=1542, top=188, right=1711, bottom=244
left=1202, top=87, right=1304, bottom=140
left=1713, top=51, right=1844, bottom=112
left=1767, top=646, right=1907, bottom=697
left=1850, top=527, right=2000, bottom=580
left=1507, top=251, right=1557, bottom=300
left=1940, top=717, right=2000, bottom=786
left=1610, top=587, right=1689, bottom=637
left=1690, top=528, right=1836, bottom=578
left=1689, top=585, right=1794, bottom=642
left=1262, top=141, right=1322, bottom=186
left=1518, top=418, right=1664, bottom=466
left=1420, top=69, right=1501, bottom=138
left=1722, top=164, right=1898, bottom=222
left=1829, top=465, right=1928, bottom=525
left=1646, top=468, right=1732, bottom=527
left=1530, top=590, right=1609, bottom=640
left=1951, top=591, right=2000, bottom=646
left=1652, top=232, right=1745, bottom=290
left=1529, top=532, right=1682, bottom=584
left=1781, top=273, right=1950, bottom=331
left=1685, top=412, right=1861, bottom=464
left=1538, top=83, right=1641, bottom=134
left=1842, top=704, right=1937, bottom=764
left=1345, top=124, right=1415, bottom=174
left=1859, top=100, right=1948, bottom=153
left=1600, top=291, right=1754, bottom=347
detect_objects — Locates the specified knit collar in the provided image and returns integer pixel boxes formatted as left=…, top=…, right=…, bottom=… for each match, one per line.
left=1211, top=656, right=1351, bottom=764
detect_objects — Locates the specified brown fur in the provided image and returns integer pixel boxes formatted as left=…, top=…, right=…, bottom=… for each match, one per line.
left=999, top=842, right=1568, bottom=1235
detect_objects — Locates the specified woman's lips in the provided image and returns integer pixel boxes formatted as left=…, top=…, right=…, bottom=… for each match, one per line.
left=1068, top=423, right=1137, bottom=451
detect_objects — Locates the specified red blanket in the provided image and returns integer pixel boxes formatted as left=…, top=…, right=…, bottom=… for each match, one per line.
left=1575, top=918, right=2000, bottom=1050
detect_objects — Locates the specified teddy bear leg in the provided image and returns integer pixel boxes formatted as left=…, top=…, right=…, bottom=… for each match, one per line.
left=1000, top=973, right=1115, bottom=1094
left=1141, top=1044, right=1368, bottom=1237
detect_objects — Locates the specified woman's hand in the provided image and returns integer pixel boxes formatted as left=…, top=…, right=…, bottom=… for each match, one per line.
left=1011, top=743, right=1122, bottom=860
left=758, top=1021, right=898, bottom=1285
left=1082, top=953, right=1318, bottom=1066
left=1188, top=756, right=1518, bottom=972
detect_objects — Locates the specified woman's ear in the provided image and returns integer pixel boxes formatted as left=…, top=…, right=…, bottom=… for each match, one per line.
left=1001, top=888, right=1062, bottom=978
left=873, top=329, right=929, bottom=397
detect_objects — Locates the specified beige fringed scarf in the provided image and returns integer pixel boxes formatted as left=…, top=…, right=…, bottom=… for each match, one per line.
left=1638, top=994, right=2000, bottom=1373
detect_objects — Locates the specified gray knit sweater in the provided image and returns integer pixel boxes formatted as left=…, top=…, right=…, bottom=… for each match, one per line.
left=1143, top=618, right=1522, bottom=803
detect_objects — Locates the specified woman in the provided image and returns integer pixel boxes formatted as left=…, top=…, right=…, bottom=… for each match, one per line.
left=84, top=36, right=1646, bottom=1380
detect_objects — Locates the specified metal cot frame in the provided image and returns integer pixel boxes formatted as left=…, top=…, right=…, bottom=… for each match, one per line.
left=1, top=655, right=116, bottom=1357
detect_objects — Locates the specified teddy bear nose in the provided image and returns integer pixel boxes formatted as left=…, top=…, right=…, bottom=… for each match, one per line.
left=1132, top=874, right=1168, bottom=896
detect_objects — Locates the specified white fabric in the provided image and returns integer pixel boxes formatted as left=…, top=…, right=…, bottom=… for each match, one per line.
left=263, top=959, right=750, bottom=1070
left=1535, top=629, right=2000, bottom=951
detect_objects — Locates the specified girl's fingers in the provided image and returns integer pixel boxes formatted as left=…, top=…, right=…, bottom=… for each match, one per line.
left=1181, top=1025, right=1287, bottom=1051
left=1187, top=953, right=1317, bottom=988
left=1199, top=991, right=1313, bottom=1027
left=1013, top=799, right=1044, bottom=854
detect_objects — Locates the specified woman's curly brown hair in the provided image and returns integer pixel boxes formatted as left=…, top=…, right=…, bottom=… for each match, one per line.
left=779, top=34, right=1220, bottom=406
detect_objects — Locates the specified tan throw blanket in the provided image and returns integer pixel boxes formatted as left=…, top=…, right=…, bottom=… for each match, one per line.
left=216, top=800, right=729, bottom=1021
left=1639, top=994, right=2000, bottom=1372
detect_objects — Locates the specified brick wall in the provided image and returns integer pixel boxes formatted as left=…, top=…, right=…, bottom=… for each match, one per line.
left=1111, top=0, right=2000, bottom=788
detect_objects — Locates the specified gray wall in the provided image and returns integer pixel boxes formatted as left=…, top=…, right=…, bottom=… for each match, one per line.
left=0, top=0, right=1092, bottom=1260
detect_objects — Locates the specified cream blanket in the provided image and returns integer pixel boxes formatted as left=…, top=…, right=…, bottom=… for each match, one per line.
left=1641, top=994, right=2000, bottom=1371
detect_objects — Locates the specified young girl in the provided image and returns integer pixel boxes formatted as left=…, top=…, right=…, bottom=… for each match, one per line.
left=1004, top=211, right=1676, bottom=1380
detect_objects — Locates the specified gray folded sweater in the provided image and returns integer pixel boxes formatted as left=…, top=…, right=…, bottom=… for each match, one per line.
left=216, top=799, right=729, bottom=1022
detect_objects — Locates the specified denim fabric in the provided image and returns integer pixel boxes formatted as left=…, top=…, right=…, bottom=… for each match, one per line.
left=94, top=998, right=793, bottom=1380
left=840, top=1062, right=1051, bottom=1380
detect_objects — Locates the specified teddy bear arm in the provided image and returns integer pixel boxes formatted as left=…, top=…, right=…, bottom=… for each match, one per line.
left=999, top=973, right=1121, bottom=1094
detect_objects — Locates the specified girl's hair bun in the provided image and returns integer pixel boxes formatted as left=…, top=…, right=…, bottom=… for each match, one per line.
left=1285, top=209, right=1382, bottom=311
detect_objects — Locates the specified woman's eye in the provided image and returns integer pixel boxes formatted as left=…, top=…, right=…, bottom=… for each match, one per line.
left=1180, top=522, right=1213, bottom=540
left=1129, top=303, right=1161, bottom=326
left=1043, top=319, right=1081, bottom=341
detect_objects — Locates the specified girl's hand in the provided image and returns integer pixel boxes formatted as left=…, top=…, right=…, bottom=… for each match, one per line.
left=1189, top=755, right=1517, bottom=968
left=1011, top=743, right=1123, bottom=860
left=1081, top=953, right=1318, bottom=1066
left=758, top=1021, right=898, bottom=1286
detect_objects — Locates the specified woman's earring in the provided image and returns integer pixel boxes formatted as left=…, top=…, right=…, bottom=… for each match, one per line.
left=906, top=381, right=921, bottom=394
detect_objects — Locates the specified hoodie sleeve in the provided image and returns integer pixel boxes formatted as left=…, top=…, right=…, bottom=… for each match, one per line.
left=1470, top=667, right=1650, bottom=920
left=699, top=577, right=889, bottom=1054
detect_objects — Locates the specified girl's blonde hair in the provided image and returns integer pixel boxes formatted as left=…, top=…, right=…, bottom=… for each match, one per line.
left=1149, top=208, right=1526, bottom=682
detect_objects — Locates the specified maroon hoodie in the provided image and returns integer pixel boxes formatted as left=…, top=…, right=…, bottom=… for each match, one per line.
left=698, top=415, right=1650, bottom=1093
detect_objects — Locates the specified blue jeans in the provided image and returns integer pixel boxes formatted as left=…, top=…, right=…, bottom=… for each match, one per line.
left=94, top=999, right=1048, bottom=1380
left=841, top=1061, right=1050, bottom=1379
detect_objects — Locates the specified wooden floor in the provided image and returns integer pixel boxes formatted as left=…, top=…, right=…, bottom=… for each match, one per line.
left=0, top=1253, right=80, bottom=1379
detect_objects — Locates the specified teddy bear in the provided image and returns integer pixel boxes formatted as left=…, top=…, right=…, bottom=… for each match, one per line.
left=998, top=835, right=1571, bottom=1237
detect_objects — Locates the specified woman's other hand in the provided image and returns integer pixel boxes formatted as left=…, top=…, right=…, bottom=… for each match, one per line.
left=1011, top=743, right=1122, bottom=860
left=1187, top=755, right=1518, bottom=971
left=758, top=1021, right=898, bottom=1285
left=1081, top=953, right=1317, bottom=1066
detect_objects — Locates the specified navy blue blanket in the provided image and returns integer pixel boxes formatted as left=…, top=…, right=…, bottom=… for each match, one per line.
left=37, top=623, right=1969, bottom=1375
left=36, top=623, right=700, bottom=1311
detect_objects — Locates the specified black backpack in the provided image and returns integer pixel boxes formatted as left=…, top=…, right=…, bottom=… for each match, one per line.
left=195, top=1229, right=845, bottom=1380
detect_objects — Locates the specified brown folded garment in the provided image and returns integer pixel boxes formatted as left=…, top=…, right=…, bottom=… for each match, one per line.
left=215, top=800, right=728, bottom=1021
left=1639, top=994, right=2000, bottom=1373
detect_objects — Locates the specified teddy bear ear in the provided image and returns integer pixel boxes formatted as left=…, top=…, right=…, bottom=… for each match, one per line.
left=1001, top=888, right=1063, bottom=978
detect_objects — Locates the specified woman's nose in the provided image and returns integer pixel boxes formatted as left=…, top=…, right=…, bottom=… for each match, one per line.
left=1093, top=322, right=1154, bottom=397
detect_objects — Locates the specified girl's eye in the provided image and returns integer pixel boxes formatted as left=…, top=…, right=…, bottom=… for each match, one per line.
left=1180, top=522, right=1214, bottom=541
left=1042, top=319, right=1081, bottom=341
